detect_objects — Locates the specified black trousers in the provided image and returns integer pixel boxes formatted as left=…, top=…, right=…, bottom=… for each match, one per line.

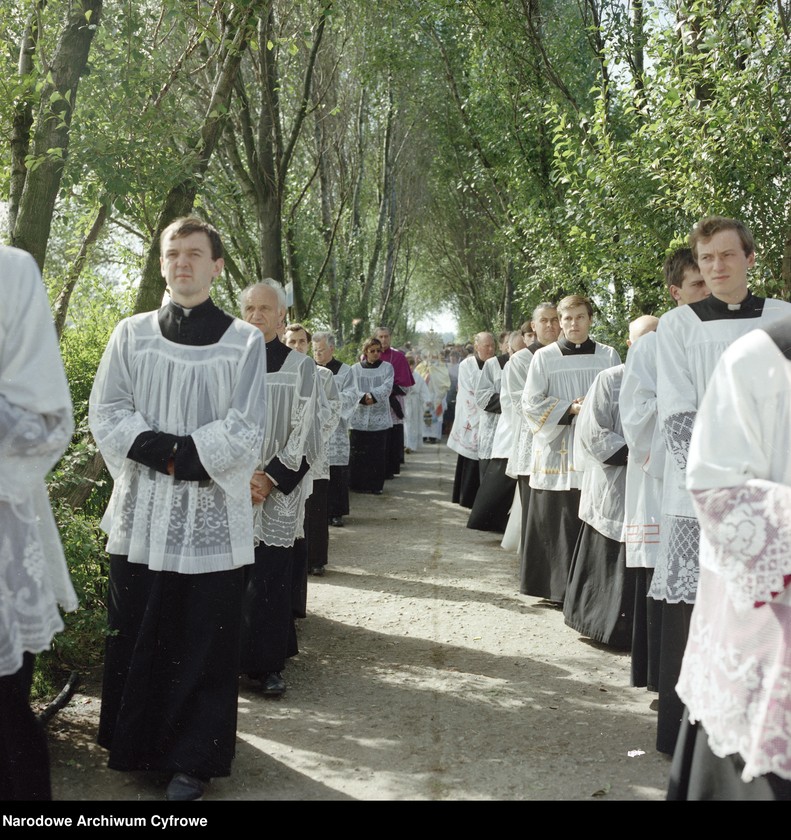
left=240, top=543, right=296, bottom=677
left=0, top=652, right=51, bottom=800
left=327, top=464, right=350, bottom=517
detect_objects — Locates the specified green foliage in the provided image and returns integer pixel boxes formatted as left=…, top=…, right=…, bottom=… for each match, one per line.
left=5, top=0, right=791, bottom=693
left=32, top=499, right=109, bottom=698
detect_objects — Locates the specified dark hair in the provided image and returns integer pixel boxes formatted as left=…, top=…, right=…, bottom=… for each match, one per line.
left=361, top=336, right=383, bottom=355
left=285, top=322, right=311, bottom=342
left=160, top=216, right=223, bottom=260
left=663, top=247, right=698, bottom=290
left=689, top=216, right=754, bottom=259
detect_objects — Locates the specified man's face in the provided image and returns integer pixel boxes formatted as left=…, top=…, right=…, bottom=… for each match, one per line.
left=285, top=328, right=309, bottom=354
left=559, top=305, right=592, bottom=344
left=312, top=338, right=333, bottom=366
left=365, top=344, right=382, bottom=364
left=160, top=231, right=223, bottom=307
left=374, top=329, right=391, bottom=351
left=242, top=285, right=283, bottom=342
left=673, top=267, right=710, bottom=306
left=475, top=335, right=496, bottom=361
left=695, top=229, right=754, bottom=303
left=531, top=308, right=560, bottom=346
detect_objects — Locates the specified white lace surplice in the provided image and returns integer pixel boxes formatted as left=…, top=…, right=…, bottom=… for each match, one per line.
left=679, top=327, right=791, bottom=782
left=415, top=359, right=450, bottom=441
left=474, top=356, right=503, bottom=461
left=504, top=347, right=536, bottom=479
left=311, top=365, right=341, bottom=482
left=404, top=369, right=431, bottom=451
left=524, top=342, right=620, bottom=492
left=491, top=358, right=517, bottom=460
left=1, top=247, right=77, bottom=676
left=575, top=365, right=626, bottom=542
left=447, top=355, right=483, bottom=460
left=620, top=332, right=664, bottom=568
left=350, top=362, right=394, bottom=432
left=255, top=349, right=320, bottom=547
left=652, top=299, right=791, bottom=603
left=327, top=362, right=358, bottom=466
left=89, top=312, right=266, bottom=572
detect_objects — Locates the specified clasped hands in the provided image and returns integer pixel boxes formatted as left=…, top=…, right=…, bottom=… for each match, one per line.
left=250, top=470, right=275, bottom=505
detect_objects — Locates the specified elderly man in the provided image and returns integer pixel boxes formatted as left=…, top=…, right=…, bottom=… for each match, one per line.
left=651, top=217, right=791, bottom=755
left=239, top=283, right=320, bottom=700
left=90, top=217, right=267, bottom=801
left=1, top=247, right=76, bottom=801
left=312, top=331, right=359, bottom=528
left=374, top=326, right=414, bottom=480
left=521, top=295, right=620, bottom=604
left=447, top=331, right=496, bottom=508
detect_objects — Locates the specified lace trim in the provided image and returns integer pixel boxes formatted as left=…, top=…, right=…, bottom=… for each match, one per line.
left=678, top=584, right=791, bottom=782
left=662, top=410, right=695, bottom=474
left=0, top=519, right=65, bottom=676
left=649, top=515, right=699, bottom=602
left=692, top=482, right=791, bottom=611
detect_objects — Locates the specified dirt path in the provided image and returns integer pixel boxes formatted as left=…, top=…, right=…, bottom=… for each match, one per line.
left=44, top=439, right=671, bottom=804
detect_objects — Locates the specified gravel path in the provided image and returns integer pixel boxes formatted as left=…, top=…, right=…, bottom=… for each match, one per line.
left=44, top=439, right=672, bottom=805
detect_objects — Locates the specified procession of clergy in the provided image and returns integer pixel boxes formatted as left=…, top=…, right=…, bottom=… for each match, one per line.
left=9, top=212, right=791, bottom=803
left=447, top=214, right=791, bottom=801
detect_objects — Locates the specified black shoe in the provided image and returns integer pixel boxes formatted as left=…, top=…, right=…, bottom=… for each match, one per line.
left=260, top=671, right=286, bottom=697
left=372, top=489, right=383, bottom=495
left=166, top=773, right=206, bottom=801
left=329, top=516, right=344, bottom=527
left=309, top=565, right=325, bottom=577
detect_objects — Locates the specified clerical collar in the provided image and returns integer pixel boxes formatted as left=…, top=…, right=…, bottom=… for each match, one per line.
left=264, top=336, right=291, bottom=373
left=527, top=340, right=544, bottom=354
left=166, top=297, right=215, bottom=319
left=158, top=297, right=232, bottom=345
left=689, top=291, right=765, bottom=321
left=558, top=336, right=596, bottom=354
left=361, top=359, right=382, bottom=369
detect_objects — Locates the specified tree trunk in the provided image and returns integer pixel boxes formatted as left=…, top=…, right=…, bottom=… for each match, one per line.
left=8, top=4, right=43, bottom=241
left=255, top=2, right=331, bottom=292
left=134, top=2, right=259, bottom=315
left=12, top=0, right=103, bottom=270
left=53, top=202, right=108, bottom=338
left=781, top=221, right=791, bottom=299
left=359, top=85, right=394, bottom=330
left=314, top=96, right=340, bottom=325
